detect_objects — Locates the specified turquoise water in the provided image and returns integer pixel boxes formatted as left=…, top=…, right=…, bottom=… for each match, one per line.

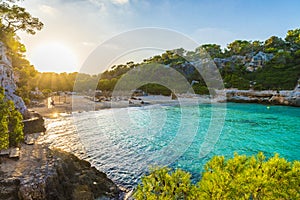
left=73, top=103, right=300, bottom=188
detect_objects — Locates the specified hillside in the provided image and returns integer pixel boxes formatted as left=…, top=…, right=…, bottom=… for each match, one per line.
left=91, top=28, right=300, bottom=95
left=11, top=28, right=300, bottom=101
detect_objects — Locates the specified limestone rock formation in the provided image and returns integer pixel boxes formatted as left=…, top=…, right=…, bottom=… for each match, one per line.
left=0, top=145, right=120, bottom=200
left=225, top=82, right=300, bottom=107
left=0, top=42, right=27, bottom=115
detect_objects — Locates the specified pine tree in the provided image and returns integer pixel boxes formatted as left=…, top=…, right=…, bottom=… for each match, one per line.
left=134, top=153, right=300, bottom=199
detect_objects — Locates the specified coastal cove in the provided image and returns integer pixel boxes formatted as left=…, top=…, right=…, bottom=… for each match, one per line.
left=43, top=102, right=299, bottom=189
left=1, top=1, right=300, bottom=198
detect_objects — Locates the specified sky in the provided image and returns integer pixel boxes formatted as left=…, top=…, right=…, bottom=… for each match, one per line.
left=18, top=0, right=300, bottom=73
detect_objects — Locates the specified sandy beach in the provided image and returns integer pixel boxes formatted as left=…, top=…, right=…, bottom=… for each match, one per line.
left=29, top=94, right=211, bottom=118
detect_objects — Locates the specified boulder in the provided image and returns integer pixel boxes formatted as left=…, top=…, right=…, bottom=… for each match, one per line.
left=24, top=134, right=35, bottom=145
left=23, top=112, right=46, bottom=134
left=0, top=149, right=10, bottom=157
left=1, top=131, right=120, bottom=200
left=9, top=148, right=20, bottom=159
left=44, top=149, right=120, bottom=200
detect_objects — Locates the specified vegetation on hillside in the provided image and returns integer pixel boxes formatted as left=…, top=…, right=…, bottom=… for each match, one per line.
left=0, top=0, right=43, bottom=104
left=1, top=1, right=299, bottom=100
left=108, top=29, right=300, bottom=92
left=0, top=87, right=23, bottom=150
left=134, top=153, right=300, bottom=199
left=31, top=28, right=300, bottom=96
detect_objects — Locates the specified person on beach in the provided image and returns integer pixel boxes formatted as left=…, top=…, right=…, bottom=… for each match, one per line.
left=51, top=98, right=55, bottom=106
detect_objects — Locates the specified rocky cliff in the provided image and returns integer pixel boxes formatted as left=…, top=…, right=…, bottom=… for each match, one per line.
left=225, top=82, right=300, bottom=107
left=0, top=144, right=120, bottom=200
left=0, top=42, right=27, bottom=115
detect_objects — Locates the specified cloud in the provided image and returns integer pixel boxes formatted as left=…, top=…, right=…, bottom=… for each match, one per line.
left=38, top=4, right=58, bottom=16
left=88, top=0, right=129, bottom=8
left=88, top=0, right=107, bottom=11
left=111, top=0, right=129, bottom=5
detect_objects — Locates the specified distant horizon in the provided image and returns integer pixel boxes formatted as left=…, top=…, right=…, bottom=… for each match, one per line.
left=18, top=0, right=300, bottom=73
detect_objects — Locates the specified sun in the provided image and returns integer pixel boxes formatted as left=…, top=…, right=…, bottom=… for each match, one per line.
left=30, top=42, right=78, bottom=72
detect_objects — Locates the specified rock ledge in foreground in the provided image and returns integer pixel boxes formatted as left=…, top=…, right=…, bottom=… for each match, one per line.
left=1, top=147, right=120, bottom=200
left=44, top=149, right=120, bottom=200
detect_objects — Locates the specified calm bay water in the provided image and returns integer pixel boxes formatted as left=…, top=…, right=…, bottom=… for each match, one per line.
left=46, top=103, right=300, bottom=189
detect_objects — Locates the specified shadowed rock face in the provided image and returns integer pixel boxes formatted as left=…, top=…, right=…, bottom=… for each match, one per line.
left=0, top=146, right=120, bottom=200
left=23, top=112, right=46, bottom=134
left=44, top=149, right=120, bottom=200
left=0, top=42, right=27, bottom=116
left=0, top=179, right=20, bottom=200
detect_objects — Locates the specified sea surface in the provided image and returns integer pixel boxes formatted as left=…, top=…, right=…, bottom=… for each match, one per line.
left=45, top=103, right=300, bottom=189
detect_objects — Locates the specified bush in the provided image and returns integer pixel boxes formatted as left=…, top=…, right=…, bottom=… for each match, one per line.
left=0, top=87, right=24, bottom=150
left=7, top=101, right=24, bottom=147
left=193, top=85, right=208, bottom=95
left=134, top=153, right=300, bottom=199
left=0, top=89, right=9, bottom=150
left=134, top=167, right=196, bottom=199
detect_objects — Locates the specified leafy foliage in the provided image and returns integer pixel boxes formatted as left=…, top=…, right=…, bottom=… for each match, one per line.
left=0, top=87, right=9, bottom=149
left=0, top=0, right=43, bottom=35
left=0, top=0, right=42, bottom=104
left=1, top=1, right=299, bottom=98
left=7, top=100, right=23, bottom=147
left=134, top=167, right=195, bottom=199
left=88, top=28, right=300, bottom=95
left=227, top=40, right=252, bottom=56
left=139, top=84, right=171, bottom=96
left=134, top=153, right=300, bottom=199
left=32, top=72, right=80, bottom=92
left=0, top=87, right=23, bottom=150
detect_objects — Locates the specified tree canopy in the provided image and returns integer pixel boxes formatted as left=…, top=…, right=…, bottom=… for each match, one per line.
left=91, top=28, right=300, bottom=94
left=0, top=0, right=43, bottom=35
left=1, top=2, right=299, bottom=99
left=0, top=0, right=43, bottom=104
left=134, top=153, right=300, bottom=199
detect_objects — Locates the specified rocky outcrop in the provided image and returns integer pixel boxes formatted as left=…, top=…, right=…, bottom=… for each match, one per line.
left=286, top=80, right=300, bottom=106
left=22, top=149, right=120, bottom=200
left=23, top=111, right=46, bottom=134
left=46, top=149, right=120, bottom=200
left=0, top=42, right=27, bottom=115
left=0, top=179, right=20, bottom=200
left=225, top=87, right=300, bottom=107
left=0, top=146, right=120, bottom=200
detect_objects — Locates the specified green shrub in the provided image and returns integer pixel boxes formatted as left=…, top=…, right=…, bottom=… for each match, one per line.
left=134, top=167, right=195, bottom=199
left=0, top=87, right=24, bottom=150
left=0, top=88, right=9, bottom=150
left=134, top=153, right=300, bottom=199
left=7, top=101, right=24, bottom=147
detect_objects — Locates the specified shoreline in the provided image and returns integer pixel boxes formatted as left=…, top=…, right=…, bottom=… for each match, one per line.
left=2, top=92, right=296, bottom=199
left=0, top=143, right=122, bottom=199
left=223, top=89, right=300, bottom=107
left=0, top=111, right=127, bottom=200
left=29, top=91, right=299, bottom=118
left=8, top=91, right=296, bottom=199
